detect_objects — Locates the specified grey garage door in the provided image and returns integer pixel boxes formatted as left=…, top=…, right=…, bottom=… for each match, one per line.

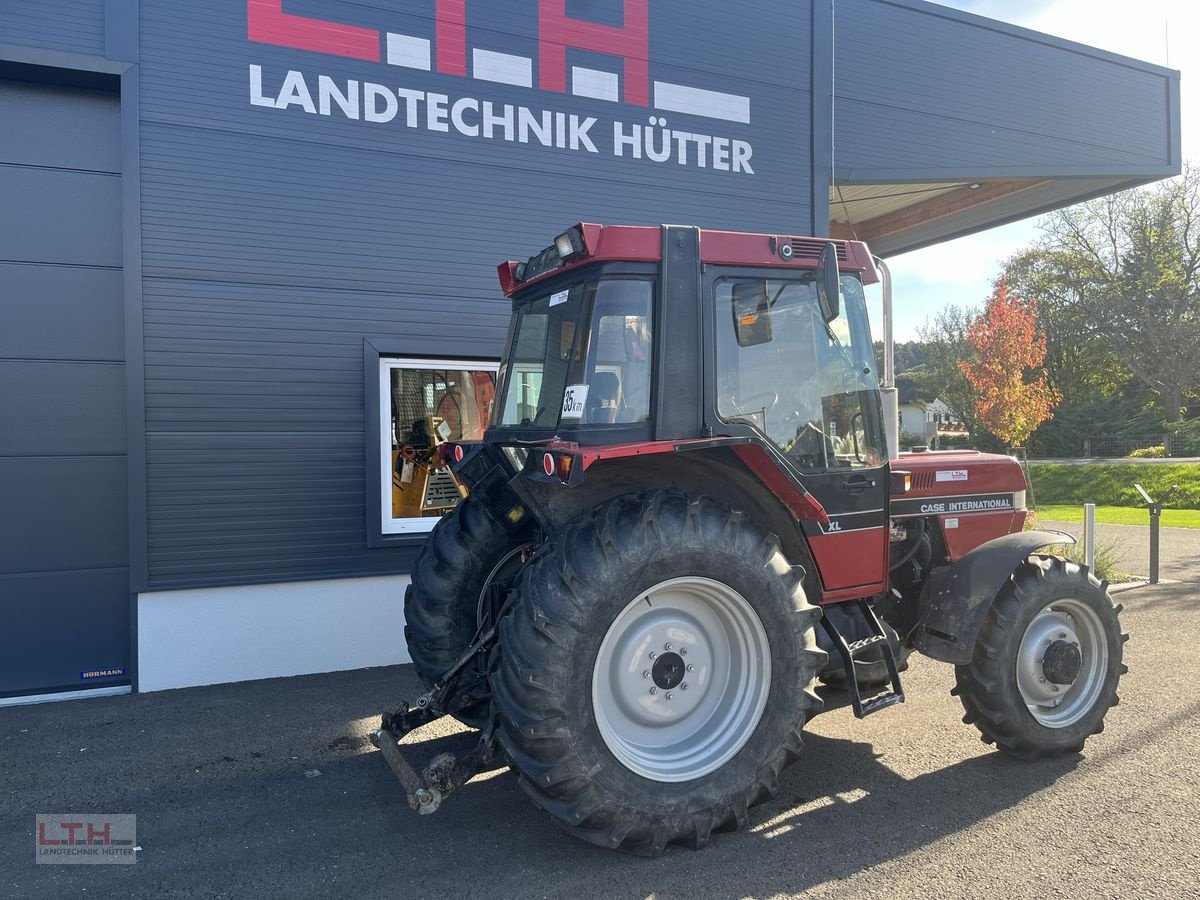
left=0, top=79, right=129, bottom=698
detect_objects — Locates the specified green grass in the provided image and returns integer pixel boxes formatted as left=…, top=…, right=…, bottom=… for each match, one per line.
left=1028, top=463, right=1200, bottom=509
left=1034, top=504, right=1200, bottom=529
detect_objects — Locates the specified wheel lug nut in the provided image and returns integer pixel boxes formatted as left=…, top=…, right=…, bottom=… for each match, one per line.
left=649, top=687, right=657, bottom=695
left=680, top=648, right=687, bottom=656
left=665, top=692, right=673, bottom=700
left=664, top=643, right=672, bottom=651
left=1059, top=633, right=1067, bottom=639
left=687, top=664, right=695, bottom=672
left=1051, top=685, right=1060, bottom=692
left=681, top=683, right=688, bottom=690
left=642, top=670, right=650, bottom=678
left=649, top=651, right=656, bottom=660
left=1039, top=676, right=1046, bottom=683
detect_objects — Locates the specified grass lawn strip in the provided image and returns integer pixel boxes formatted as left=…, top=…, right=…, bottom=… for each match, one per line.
left=1034, top=504, right=1200, bottom=529
left=1028, top=462, right=1200, bottom=509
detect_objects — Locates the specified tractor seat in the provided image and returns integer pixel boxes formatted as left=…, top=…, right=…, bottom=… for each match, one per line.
left=586, top=372, right=622, bottom=424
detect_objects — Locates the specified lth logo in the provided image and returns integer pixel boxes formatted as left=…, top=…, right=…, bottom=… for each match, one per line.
left=249, top=0, right=648, bottom=102
left=248, top=0, right=749, bottom=124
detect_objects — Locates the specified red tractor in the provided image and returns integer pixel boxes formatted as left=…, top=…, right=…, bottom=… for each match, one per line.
left=372, top=223, right=1126, bottom=855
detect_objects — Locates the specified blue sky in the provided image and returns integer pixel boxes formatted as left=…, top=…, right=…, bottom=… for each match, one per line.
left=873, top=0, right=1197, bottom=341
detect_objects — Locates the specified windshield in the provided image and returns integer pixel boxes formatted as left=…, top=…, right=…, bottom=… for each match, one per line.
left=714, top=273, right=883, bottom=470
left=496, top=278, right=654, bottom=429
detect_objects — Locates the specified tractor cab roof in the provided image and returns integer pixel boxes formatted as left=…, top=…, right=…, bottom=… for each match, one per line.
left=497, top=223, right=880, bottom=297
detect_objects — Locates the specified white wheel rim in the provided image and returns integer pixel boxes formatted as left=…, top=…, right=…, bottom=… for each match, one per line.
left=591, top=577, right=771, bottom=783
left=1015, top=597, right=1109, bottom=728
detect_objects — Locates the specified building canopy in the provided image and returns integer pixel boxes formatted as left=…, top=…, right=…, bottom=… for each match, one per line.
left=829, top=0, right=1181, bottom=255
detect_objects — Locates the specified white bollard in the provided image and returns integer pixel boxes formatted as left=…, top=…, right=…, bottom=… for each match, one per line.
left=1084, top=503, right=1096, bottom=570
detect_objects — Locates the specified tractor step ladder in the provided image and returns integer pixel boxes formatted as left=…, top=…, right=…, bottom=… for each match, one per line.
left=821, top=598, right=905, bottom=718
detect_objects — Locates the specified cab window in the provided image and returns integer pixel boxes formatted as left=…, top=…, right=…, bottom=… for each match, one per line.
left=714, top=276, right=883, bottom=470
left=576, top=279, right=654, bottom=425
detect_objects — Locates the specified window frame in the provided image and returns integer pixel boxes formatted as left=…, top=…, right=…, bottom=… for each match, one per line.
left=364, top=340, right=499, bottom=548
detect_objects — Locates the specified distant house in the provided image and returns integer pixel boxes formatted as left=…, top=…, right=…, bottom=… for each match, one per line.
left=896, top=377, right=934, bottom=437
left=892, top=379, right=965, bottom=442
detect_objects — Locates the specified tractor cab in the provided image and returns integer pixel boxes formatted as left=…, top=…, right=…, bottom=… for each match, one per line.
left=448, top=224, right=894, bottom=603
left=490, top=223, right=884, bottom=460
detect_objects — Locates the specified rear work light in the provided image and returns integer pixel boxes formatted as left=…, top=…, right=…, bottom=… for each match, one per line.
left=555, top=228, right=585, bottom=260
left=498, top=223, right=601, bottom=295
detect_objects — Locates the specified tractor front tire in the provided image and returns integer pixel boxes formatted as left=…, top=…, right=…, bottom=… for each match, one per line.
left=490, top=491, right=826, bottom=855
left=954, top=555, right=1127, bottom=760
left=404, top=496, right=528, bottom=729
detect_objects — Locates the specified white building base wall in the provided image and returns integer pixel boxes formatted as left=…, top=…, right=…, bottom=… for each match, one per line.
left=137, top=575, right=411, bottom=692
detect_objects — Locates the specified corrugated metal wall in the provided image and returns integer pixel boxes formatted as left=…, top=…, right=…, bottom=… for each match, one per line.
left=835, top=0, right=1172, bottom=178
left=0, top=0, right=106, bottom=57
left=137, top=0, right=816, bottom=588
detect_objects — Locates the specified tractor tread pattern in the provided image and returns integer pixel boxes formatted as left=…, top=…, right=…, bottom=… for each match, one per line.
left=489, top=490, right=825, bottom=856
left=953, top=555, right=1126, bottom=761
left=403, top=496, right=520, bottom=727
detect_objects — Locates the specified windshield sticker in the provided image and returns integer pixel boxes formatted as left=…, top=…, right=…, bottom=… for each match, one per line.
left=936, top=469, right=969, bottom=482
left=561, top=384, right=589, bottom=419
left=549, top=289, right=570, bottom=307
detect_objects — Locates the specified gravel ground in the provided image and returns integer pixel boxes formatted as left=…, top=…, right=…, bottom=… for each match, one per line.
left=2, top=575, right=1198, bottom=899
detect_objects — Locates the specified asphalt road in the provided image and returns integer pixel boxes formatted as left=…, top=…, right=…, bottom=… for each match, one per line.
left=1040, top=520, right=1196, bottom=583
left=3, top=579, right=1199, bottom=899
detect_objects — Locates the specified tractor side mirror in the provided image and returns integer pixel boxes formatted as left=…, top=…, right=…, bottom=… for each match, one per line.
left=731, top=281, right=773, bottom=347
left=816, top=243, right=841, bottom=323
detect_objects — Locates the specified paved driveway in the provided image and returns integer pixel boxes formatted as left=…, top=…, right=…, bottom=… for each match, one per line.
left=2, top=579, right=1198, bottom=898
left=1040, top=519, right=1196, bottom=583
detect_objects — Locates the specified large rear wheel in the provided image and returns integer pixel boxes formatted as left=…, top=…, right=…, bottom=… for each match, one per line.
left=490, top=491, right=825, bottom=854
left=404, top=496, right=528, bottom=728
left=954, top=555, right=1127, bottom=760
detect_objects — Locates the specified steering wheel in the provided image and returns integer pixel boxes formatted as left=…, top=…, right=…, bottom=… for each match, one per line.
left=728, top=390, right=779, bottom=417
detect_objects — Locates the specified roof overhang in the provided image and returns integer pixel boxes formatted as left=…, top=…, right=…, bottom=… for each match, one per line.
left=829, top=0, right=1182, bottom=257
left=828, top=175, right=1157, bottom=256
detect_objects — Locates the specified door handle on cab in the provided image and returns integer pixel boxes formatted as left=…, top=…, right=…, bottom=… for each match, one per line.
left=841, top=475, right=877, bottom=493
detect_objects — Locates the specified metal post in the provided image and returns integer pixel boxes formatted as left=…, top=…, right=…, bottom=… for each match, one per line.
left=1134, top=482, right=1163, bottom=585
left=1149, top=503, right=1161, bottom=585
left=1083, top=503, right=1096, bottom=571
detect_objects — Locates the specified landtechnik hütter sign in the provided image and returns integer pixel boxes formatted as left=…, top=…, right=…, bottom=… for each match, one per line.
left=245, top=0, right=757, bottom=175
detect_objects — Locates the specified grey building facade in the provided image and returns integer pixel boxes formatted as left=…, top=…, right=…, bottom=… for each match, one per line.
left=0, top=0, right=1179, bottom=701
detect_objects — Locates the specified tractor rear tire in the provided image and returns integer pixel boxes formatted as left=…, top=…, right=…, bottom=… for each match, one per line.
left=404, top=496, right=527, bottom=729
left=489, top=491, right=826, bottom=855
left=954, top=555, right=1127, bottom=760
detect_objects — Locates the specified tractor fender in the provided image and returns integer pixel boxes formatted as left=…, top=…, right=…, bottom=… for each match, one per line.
left=913, top=530, right=1076, bottom=665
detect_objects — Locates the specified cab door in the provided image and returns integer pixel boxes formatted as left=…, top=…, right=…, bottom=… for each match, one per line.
left=708, top=271, right=889, bottom=596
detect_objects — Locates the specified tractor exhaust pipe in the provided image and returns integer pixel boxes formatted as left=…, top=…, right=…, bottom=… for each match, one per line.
left=874, top=256, right=900, bottom=460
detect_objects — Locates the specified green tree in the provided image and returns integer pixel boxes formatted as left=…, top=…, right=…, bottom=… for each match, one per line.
left=1020, top=166, right=1200, bottom=422
left=1004, top=247, right=1130, bottom=406
left=915, top=303, right=983, bottom=439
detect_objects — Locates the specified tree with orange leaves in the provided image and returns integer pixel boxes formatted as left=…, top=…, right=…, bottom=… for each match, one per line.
left=959, top=277, right=1060, bottom=449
